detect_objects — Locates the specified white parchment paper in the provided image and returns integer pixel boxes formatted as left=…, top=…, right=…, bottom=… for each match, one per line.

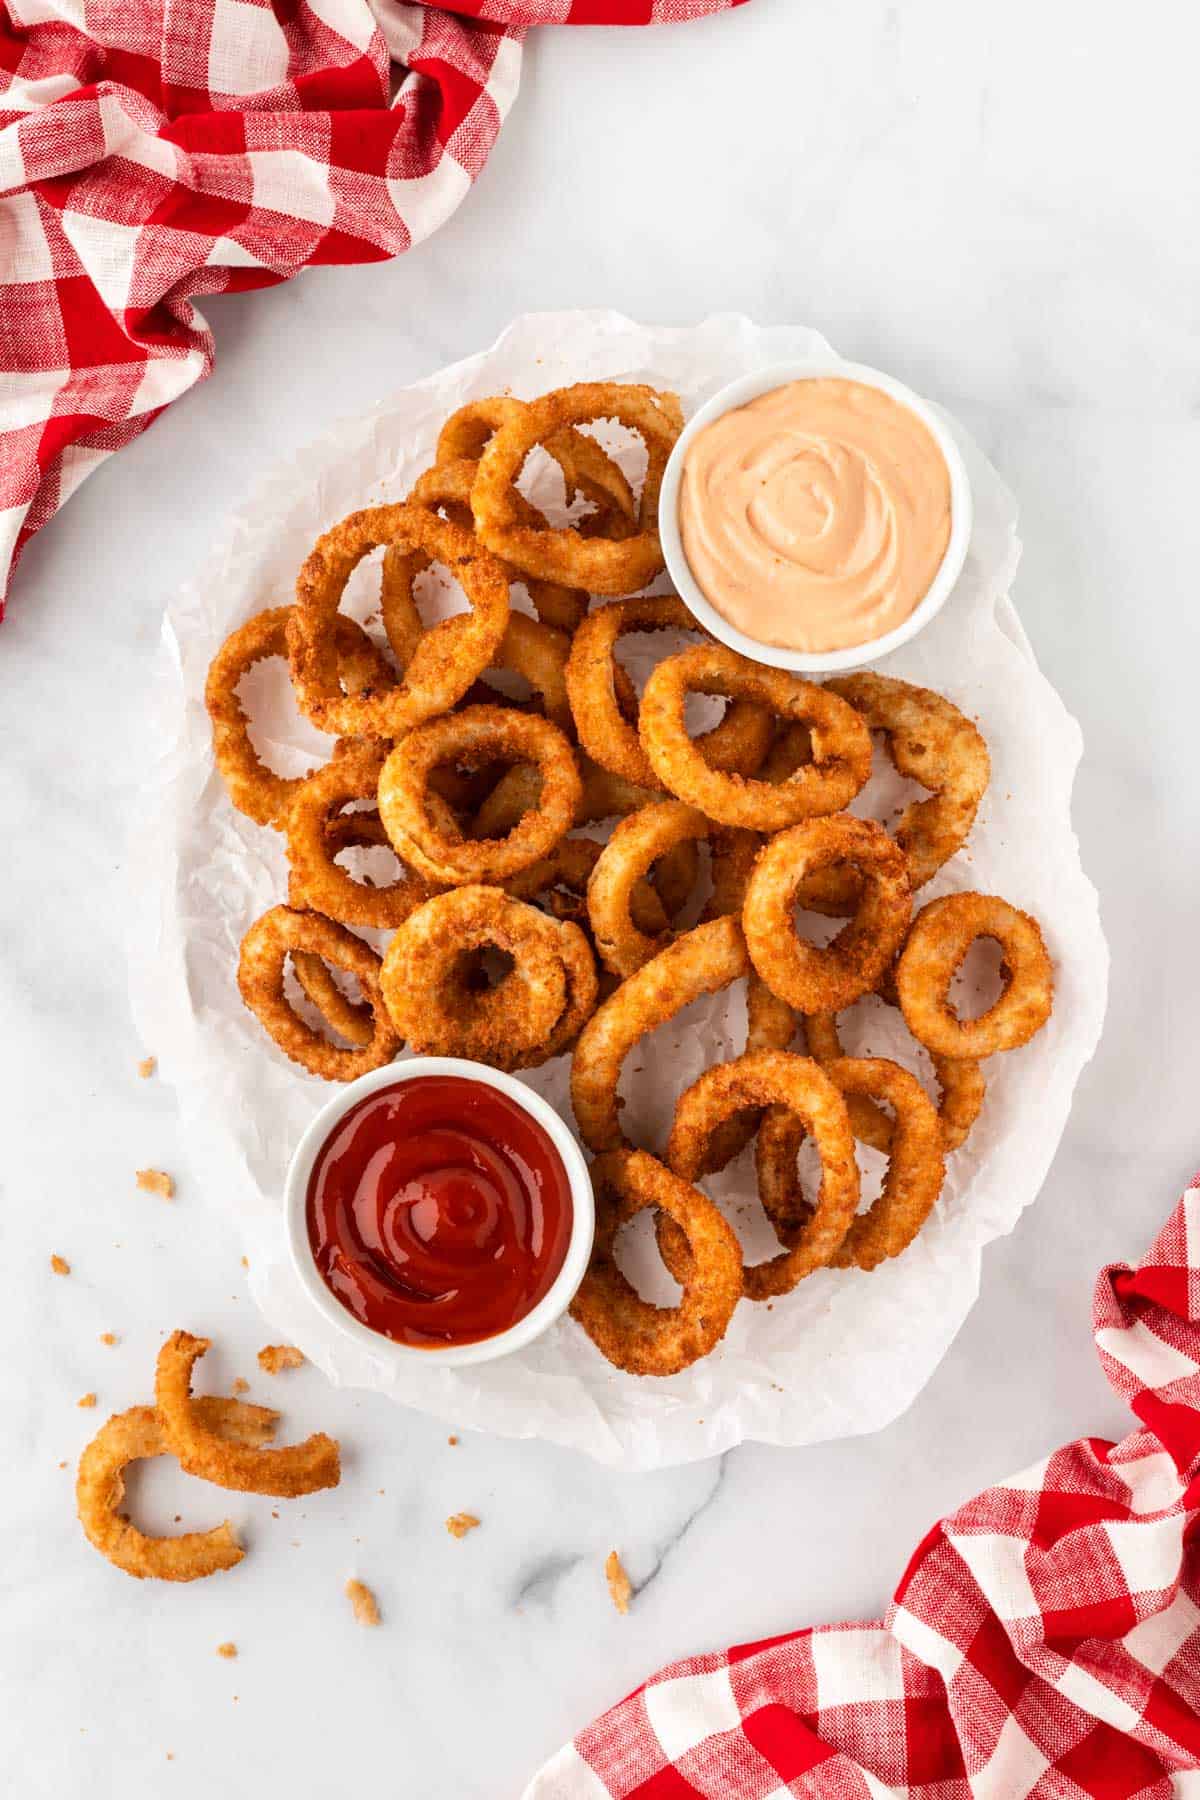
left=129, top=311, right=1108, bottom=1470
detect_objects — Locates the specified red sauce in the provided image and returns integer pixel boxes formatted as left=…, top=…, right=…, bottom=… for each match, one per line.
left=305, top=1076, right=573, bottom=1349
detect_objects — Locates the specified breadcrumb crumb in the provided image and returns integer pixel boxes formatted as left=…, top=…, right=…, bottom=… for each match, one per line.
left=137, top=1057, right=156, bottom=1079
left=77, top=1393, right=97, bottom=1409
left=136, top=1168, right=174, bottom=1200
left=447, top=1435, right=458, bottom=1446
left=231, top=1377, right=250, bottom=1395
left=50, top=1254, right=70, bottom=1276
left=216, top=1643, right=237, bottom=1660
left=99, top=1332, right=117, bottom=1346
left=257, top=1344, right=304, bottom=1375
left=345, top=1579, right=380, bottom=1626
left=445, top=1513, right=480, bottom=1539
left=606, top=1550, right=632, bottom=1615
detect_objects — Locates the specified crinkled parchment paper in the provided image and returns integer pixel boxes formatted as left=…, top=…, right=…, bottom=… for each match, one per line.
left=129, top=311, right=1108, bottom=1470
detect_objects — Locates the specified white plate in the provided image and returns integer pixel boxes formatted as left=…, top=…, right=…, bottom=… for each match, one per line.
left=130, top=310, right=1109, bottom=1470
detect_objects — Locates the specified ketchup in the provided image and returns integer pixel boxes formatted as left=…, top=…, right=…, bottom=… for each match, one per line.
left=305, top=1076, right=573, bottom=1348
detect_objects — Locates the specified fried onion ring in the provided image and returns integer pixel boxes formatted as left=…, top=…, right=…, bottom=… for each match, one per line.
left=436, top=395, right=637, bottom=529
left=76, top=1399, right=280, bottom=1581
left=380, top=886, right=597, bottom=1069
left=238, top=905, right=401, bottom=1080
left=378, top=706, right=581, bottom=885
left=155, top=1332, right=340, bottom=1498
left=289, top=504, right=509, bottom=737
left=805, top=996, right=985, bottom=1153
left=570, top=915, right=750, bottom=1153
left=568, top=1149, right=742, bottom=1376
left=743, top=816, right=912, bottom=1012
left=565, top=596, right=772, bottom=788
left=586, top=800, right=713, bottom=977
left=504, top=834, right=677, bottom=939
left=639, top=644, right=872, bottom=830
left=472, top=383, right=680, bottom=595
left=797, top=673, right=991, bottom=914
left=660, top=1050, right=859, bottom=1300
left=756, top=1056, right=945, bottom=1271
left=285, top=742, right=436, bottom=928
left=895, top=891, right=1054, bottom=1057
left=205, top=608, right=389, bottom=828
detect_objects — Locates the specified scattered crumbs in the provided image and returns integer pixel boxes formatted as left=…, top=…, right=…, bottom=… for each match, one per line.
left=232, top=1377, right=250, bottom=1395
left=99, top=1332, right=117, bottom=1346
left=271, top=1509, right=280, bottom=1520
left=447, top=1435, right=458, bottom=1447
left=240, top=1256, right=249, bottom=1270
left=174, top=1515, right=182, bottom=1524
left=58, top=1460, right=67, bottom=1469
left=50, top=1254, right=70, bottom=1276
left=445, top=1512, right=480, bottom=1539
left=257, top=1344, right=304, bottom=1375
left=216, top=1643, right=237, bottom=1660
left=166, top=1753, right=174, bottom=1762
left=606, top=1551, right=632, bottom=1616
left=346, top=1578, right=380, bottom=1627
left=136, top=1168, right=174, bottom=1200
left=137, top=1057, right=156, bottom=1079
left=77, top=1393, right=97, bottom=1409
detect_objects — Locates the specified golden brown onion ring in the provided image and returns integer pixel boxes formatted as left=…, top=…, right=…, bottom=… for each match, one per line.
left=156, top=1333, right=340, bottom=1498
left=569, top=1149, right=742, bottom=1376
left=895, top=891, right=1054, bottom=1058
left=805, top=997, right=985, bottom=1154
left=565, top=595, right=771, bottom=789
left=238, top=905, right=401, bottom=1081
left=660, top=1050, right=859, bottom=1301
left=586, top=800, right=713, bottom=977
left=289, top=504, right=509, bottom=738
left=743, top=816, right=912, bottom=1013
left=76, top=1399, right=279, bottom=1581
left=756, top=1056, right=945, bottom=1271
left=379, top=706, right=581, bottom=886
left=285, top=742, right=436, bottom=929
left=472, top=383, right=679, bottom=596
left=205, top=608, right=389, bottom=829
left=436, top=395, right=637, bottom=529
left=639, top=644, right=872, bottom=830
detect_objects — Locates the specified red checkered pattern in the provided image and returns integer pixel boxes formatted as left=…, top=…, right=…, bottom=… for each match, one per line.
left=527, top=1178, right=1200, bottom=1798
left=0, top=0, right=744, bottom=612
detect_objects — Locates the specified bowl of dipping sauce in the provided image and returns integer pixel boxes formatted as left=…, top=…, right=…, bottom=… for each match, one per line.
left=285, top=1059, right=594, bottom=1368
left=658, top=360, right=972, bottom=674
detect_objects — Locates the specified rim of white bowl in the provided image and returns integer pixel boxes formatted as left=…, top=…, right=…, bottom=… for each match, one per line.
left=284, top=1057, right=595, bottom=1369
left=658, top=357, right=973, bottom=675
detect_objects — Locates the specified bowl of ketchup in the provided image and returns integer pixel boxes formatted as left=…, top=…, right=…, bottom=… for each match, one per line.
left=284, top=1060, right=594, bottom=1367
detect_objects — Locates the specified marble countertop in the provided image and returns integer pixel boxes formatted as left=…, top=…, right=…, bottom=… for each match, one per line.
left=4, top=2, right=1200, bottom=1794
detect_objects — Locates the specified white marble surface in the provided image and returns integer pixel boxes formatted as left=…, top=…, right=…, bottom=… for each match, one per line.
left=2, top=2, right=1199, bottom=1794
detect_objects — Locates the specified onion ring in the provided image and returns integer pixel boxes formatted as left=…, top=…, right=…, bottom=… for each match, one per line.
left=156, top=1332, right=341, bottom=1498
left=660, top=1050, right=859, bottom=1300
left=380, top=886, right=597, bottom=1069
left=895, top=891, right=1054, bottom=1057
left=436, top=395, right=637, bottom=528
left=805, top=996, right=985, bottom=1153
left=756, top=1056, right=945, bottom=1271
left=797, top=673, right=991, bottom=914
left=570, top=915, right=750, bottom=1153
left=76, top=1399, right=280, bottom=1581
left=504, top=834, right=678, bottom=940
left=285, top=742, right=436, bottom=928
left=568, top=1149, right=742, bottom=1376
left=205, top=608, right=389, bottom=828
left=743, top=816, right=912, bottom=1012
left=639, top=644, right=873, bottom=830
left=471, top=383, right=679, bottom=595
left=289, top=504, right=509, bottom=738
left=586, top=800, right=713, bottom=977
left=378, top=706, right=582, bottom=885
left=238, top=905, right=401, bottom=1081
left=565, top=596, right=772, bottom=788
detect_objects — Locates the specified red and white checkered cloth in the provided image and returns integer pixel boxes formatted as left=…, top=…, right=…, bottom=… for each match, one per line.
left=527, top=1178, right=1200, bottom=1798
left=0, top=0, right=743, bottom=613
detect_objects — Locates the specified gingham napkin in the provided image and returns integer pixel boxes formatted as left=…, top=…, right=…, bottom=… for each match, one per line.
left=526, top=1179, right=1200, bottom=1798
left=0, top=0, right=743, bottom=611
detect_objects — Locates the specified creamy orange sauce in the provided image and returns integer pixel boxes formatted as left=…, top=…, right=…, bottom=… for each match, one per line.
left=678, top=378, right=952, bottom=654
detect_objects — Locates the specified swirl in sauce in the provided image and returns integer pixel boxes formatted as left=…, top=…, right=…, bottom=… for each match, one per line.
left=679, top=378, right=952, bottom=654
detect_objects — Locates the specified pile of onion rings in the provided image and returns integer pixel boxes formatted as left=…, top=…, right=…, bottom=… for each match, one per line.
left=76, top=1332, right=340, bottom=1580
left=203, top=377, right=1056, bottom=1377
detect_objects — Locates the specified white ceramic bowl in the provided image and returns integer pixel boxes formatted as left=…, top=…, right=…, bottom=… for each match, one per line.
left=285, top=1057, right=595, bottom=1368
left=658, top=357, right=973, bottom=674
